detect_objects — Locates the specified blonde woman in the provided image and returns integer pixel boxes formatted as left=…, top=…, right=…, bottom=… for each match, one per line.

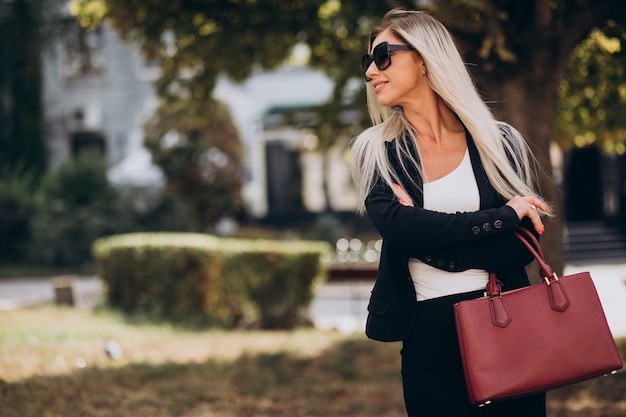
left=352, top=9, right=550, bottom=417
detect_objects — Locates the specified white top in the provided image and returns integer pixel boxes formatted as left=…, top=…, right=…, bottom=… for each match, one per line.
left=408, top=149, right=489, bottom=301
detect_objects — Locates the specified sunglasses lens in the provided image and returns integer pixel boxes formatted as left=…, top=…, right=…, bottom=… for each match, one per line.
left=373, top=43, right=391, bottom=71
left=361, top=54, right=374, bottom=74
left=362, top=42, right=395, bottom=80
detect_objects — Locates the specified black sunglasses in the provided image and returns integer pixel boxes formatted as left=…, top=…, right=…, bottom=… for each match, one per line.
left=361, top=41, right=414, bottom=81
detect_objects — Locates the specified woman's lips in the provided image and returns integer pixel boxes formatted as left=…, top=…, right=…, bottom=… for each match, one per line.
left=373, top=80, right=387, bottom=93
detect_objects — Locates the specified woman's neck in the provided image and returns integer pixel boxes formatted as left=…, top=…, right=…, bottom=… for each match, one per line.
left=403, top=94, right=463, bottom=146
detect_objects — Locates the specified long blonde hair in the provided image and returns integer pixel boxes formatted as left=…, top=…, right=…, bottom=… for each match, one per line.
left=351, top=9, right=547, bottom=214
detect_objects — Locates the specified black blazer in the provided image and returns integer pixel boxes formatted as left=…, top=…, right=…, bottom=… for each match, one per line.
left=364, top=132, right=538, bottom=342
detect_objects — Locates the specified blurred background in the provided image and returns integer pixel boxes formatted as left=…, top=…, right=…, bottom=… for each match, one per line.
left=1, top=2, right=626, bottom=416
left=1, top=0, right=626, bottom=273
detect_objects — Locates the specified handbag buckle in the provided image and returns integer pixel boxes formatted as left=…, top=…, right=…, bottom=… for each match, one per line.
left=487, top=290, right=502, bottom=301
left=543, top=272, right=560, bottom=286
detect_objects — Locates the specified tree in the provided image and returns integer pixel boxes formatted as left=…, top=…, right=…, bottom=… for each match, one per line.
left=144, top=98, right=243, bottom=231
left=30, top=154, right=122, bottom=266
left=431, top=1, right=626, bottom=274
left=0, top=0, right=51, bottom=181
left=70, top=0, right=626, bottom=274
left=0, top=0, right=60, bottom=263
left=555, top=21, right=626, bottom=153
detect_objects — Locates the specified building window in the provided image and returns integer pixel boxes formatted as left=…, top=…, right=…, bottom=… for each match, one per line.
left=70, top=132, right=106, bottom=158
left=64, top=20, right=105, bottom=78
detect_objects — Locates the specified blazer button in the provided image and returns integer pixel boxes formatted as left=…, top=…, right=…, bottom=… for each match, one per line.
left=482, top=222, right=491, bottom=232
left=424, top=255, right=432, bottom=263
left=448, top=262, right=455, bottom=270
left=472, top=226, right=480, bottom=235
left=437, top=260, right=445, bottom=268
left=494, top=220, right=503, bottom=229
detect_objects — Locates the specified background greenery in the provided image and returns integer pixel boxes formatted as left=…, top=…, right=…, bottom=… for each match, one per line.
left=93, top=232, right=330, bottom=328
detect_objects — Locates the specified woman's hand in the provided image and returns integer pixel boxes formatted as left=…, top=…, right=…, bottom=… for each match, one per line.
left=506, top=195, right=549, bottom=235
left=392, top=183, right=414, bottom=207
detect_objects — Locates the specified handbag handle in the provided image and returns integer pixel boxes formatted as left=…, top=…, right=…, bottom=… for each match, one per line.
left=513, top=227, right=555, bottom=281
left=486, top=227, right=570, bottom=327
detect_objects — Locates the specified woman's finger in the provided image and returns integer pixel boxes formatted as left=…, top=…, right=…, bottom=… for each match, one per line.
left=506, top=195, right=546, bottom=234
left=393, top=183, right=414, bottom=207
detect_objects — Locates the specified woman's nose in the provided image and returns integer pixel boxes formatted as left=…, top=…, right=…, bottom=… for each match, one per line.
left=365, top=62, right=378, bottom=81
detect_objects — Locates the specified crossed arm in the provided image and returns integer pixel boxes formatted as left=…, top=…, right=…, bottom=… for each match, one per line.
left=365, top=181, right=547, bottom=273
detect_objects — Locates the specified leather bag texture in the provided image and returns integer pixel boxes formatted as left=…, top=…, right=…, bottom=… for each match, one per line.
left=454, top=228, right=624, bottom=406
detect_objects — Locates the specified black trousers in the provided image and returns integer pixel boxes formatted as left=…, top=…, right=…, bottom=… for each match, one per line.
left=401, top=290, right=546, bottom=417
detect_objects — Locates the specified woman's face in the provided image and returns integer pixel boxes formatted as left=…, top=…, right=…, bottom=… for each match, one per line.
left=365, top=29, right=426, bottom=108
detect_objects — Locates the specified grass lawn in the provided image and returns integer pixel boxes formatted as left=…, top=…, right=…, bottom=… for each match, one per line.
left=0, top=306, right=624, bottom=417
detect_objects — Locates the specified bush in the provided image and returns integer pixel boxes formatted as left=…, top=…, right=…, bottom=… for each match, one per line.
left=0, top=172, right=37, bottom=263
left=92, top=233, right=330, bottom=329
left=29, top=155, right=124, bottom=267
left=220, top=239, right=329, bottom=329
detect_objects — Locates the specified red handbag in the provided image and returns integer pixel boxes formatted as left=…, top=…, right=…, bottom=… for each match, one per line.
left=454, top=228, right=623, bottom=406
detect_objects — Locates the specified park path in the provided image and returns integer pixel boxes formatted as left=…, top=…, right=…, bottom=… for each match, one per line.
left=1, top=263, right=625, bottom=337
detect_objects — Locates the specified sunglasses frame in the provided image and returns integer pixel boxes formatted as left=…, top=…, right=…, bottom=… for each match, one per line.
left=362, top=41, right=414, bottom=81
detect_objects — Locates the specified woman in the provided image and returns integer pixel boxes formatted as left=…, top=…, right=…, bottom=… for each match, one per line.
left=351, top=9, right=551, bottom=417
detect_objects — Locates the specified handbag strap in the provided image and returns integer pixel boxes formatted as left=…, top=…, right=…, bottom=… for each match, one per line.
left=486, top=226, right=554, bottom=297
left=514, top=226, right=545, bottom=259
left=486, top=227, right=569, bottom=315
left=513, top=227, right=555, bottom=281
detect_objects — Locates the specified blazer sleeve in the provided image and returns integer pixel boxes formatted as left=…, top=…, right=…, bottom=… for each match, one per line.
left=425, top=125, right=540, bottom=272
left=412, top=217, right=539, bottom=273
left=365, top=178, right=521, bottom=253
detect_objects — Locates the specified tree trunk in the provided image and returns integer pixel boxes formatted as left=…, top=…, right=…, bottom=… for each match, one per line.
left=477, top=50, right=566, bottom=276
left=439, top=0, right=626, bottom=277
left=9, top=0, right=46, bottom=179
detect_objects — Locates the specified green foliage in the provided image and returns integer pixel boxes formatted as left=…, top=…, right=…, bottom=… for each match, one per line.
left=92, top=232, right=330, bottom=329
left=29, top=155, right=123, bottom=266
left=71, top=0, right=334, bottom=97
left=555, top=21, right=626, bottom=153
left=93, top=233, right=227, bottom=324
left=39, top=154, right=115, bottom=208
left=144, top=98, right=243, bottom=231
left=0, top=172, right=37, bottom=262
left=222, top=243, right=326, bottom=329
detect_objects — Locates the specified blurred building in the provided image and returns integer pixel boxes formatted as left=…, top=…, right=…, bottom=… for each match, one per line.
left=214, top=68, right=360, bottom=219
left=43, top=15, right=163, bottom=187
left=42, top=17, right=359, bottom=223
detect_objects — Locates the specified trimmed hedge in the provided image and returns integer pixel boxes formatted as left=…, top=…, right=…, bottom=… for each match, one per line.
left=92, top=233, right=330, bottom=329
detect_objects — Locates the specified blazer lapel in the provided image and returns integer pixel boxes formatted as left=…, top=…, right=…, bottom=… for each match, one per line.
left=387, top=130, right=502, bottom=210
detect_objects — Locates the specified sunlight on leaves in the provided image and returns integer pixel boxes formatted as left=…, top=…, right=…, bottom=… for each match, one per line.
left=318, top=0, right=341, bottom=20
left=69, top=0, right=107, bottom=28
